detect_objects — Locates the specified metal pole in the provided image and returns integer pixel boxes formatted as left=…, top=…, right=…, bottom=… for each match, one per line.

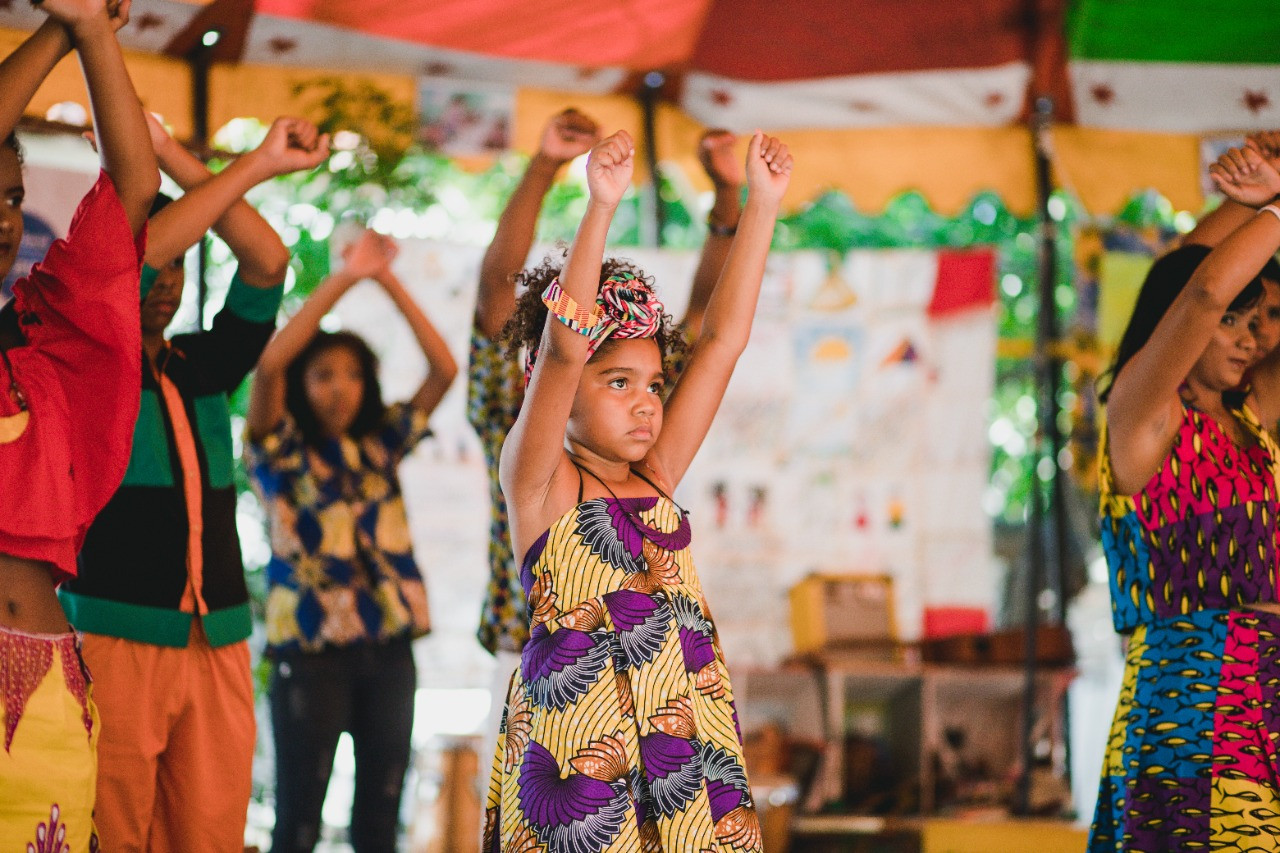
left=639, top=72, right=666, bottom=248
left=1018, top=94, right=1059, bottom=816
left=189, top=45, right=211, bottom=327
left=1035, top=92, right=1074, bottom=792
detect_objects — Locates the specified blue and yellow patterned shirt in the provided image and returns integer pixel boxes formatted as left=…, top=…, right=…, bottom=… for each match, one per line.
left=246, top=401, right=433, bottom=652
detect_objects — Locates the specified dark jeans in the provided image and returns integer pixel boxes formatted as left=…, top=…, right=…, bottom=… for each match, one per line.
left=269, top=636, right=417, bottom=853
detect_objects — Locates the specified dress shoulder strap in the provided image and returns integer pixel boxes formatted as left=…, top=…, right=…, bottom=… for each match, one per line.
left=571, top=460, right=589, bottom=503
left=570, top=457, right=688, bottom=515
left=629, top=465, right=674, bottom=504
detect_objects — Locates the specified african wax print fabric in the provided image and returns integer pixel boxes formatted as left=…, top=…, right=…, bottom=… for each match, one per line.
left=484, top=491, right=762, bottom=852
left=467, top=326, right=528, bottom=655
left=1090, top=403, right=1280, bottom=851
left=245, top=402, right=433, bottom=652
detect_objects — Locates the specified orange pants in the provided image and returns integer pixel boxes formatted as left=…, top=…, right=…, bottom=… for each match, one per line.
left=82, top=622, right=255, bottom=853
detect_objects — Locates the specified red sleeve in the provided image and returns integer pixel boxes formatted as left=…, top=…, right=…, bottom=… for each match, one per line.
left=13, top=171, right=146, bottom=535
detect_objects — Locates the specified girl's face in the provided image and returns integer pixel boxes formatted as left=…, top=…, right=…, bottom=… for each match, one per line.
left=1251, top=279, right=1280, bottom=364
left=0, top=146, right=24, bottom=281
left=1189, top=306, right=1258, bottom=393
left=302, top=345, right=365, bottom=439
left=567, top=338, right=665, bottom=464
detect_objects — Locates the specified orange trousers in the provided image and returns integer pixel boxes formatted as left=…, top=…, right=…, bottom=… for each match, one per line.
left=82, top=622, right=255, bottom=853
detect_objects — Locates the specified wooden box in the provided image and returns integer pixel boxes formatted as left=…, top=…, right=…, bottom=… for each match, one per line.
left=789, top=573, right=896, bottom=654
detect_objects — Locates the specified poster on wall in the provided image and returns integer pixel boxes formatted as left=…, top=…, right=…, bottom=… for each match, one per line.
left=417, top=77, right=515, bottom=156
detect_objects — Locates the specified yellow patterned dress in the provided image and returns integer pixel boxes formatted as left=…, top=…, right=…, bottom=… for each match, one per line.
left=484, top=468, right=762, bottom=852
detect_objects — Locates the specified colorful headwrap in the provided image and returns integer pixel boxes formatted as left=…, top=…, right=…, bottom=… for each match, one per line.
left=525, top=271, right=664, bottom=384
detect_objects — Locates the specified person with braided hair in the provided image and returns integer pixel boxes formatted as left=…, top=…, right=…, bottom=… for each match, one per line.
left=484, top=128, right=791, bottom=852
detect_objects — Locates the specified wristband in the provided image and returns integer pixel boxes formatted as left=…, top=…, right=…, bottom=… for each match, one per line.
left=541, top=279, right=601, bottom=335
left=707, top=217, right=737, bottom=237
left=1260, top=204, right=1280, bottom=224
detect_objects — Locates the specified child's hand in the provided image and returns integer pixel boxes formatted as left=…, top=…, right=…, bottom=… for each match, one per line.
left=537, top=108, right=600, bottom=164
left=745, top=131, right=793, bottom=205
left=699, top=129, right=743, bottom=189
left=141, top=110, right=180, bottom=158
left=1247, top=131, right=1280, bottom=170
left=585, top=130, right=634, bottom=207
left=105, top=0, right=130, bottom=32
left=251, top=117, right=331, bottom=178
left=1210, top=145, right=1280, bottom=208
left=39, top=0, right=110, bottom=33
left=341, top=230, right=396, bottom=280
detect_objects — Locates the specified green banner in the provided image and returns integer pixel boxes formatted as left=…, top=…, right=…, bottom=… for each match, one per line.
left=1069, top=0, right=1280, bottom=64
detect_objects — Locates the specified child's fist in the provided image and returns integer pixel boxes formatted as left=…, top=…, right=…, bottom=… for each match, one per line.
left=698, top=129, right=743, bottom=189
left=585, top=130, right=635, bottom=207
left=745, top=131, right=793, bottom=204
left=538, top=109, right=600, bottom=164
left=253, top=117, right=331, bottom=177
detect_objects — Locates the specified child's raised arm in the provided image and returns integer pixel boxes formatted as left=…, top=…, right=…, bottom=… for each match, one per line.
left=42, top=0, right=158, bottom=235
left=373, top=245, right=458, bottom=418
left=146, top=115, right=329, bottom=285
left=682, top=128, right=745, bottom=339
left=0, top=20, right=72, bottom=143
left=475, top=108, right=599, bottom=338
left=499, top=131, right=633, bottom=516
left=246, top=229, right=391, bottom=439
left=652, top=131, right=791, bottom=486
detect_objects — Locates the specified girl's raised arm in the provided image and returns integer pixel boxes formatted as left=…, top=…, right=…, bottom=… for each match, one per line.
left=0, top=20, right=72, bottom=143
left=499, top=131, right=633, bottom=514
left=146, top=115, right=329, bottom=283
left=372, top=251, right=458, bottom=418
left=246, top=230, right=391, bottom=439
left=651, top=131, right=791, bottom=486
left=1108, top=147, right=1280, bottom=491
left=475, top=109, right=599, bottom=338
left=43, top=0, right=159, bottom=235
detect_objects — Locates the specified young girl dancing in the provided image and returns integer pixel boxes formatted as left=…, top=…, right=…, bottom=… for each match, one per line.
left=0, top=0, right=158, bottom=848
left=1090, top=144, right=1280, bottom=850
left=485, top=128, right=791, bottom=852
left=245, top=228, right=457, bottom=852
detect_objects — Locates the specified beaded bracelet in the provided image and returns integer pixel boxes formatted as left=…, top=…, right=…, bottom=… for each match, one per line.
left=541, top=279, right=601, bottom=335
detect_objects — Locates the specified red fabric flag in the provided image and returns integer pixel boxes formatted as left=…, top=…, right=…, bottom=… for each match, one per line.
left=928, top=249, right=996, bottom=317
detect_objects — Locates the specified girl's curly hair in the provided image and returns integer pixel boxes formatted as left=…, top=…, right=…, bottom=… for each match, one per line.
left=500, top=250, right=686, bottom=373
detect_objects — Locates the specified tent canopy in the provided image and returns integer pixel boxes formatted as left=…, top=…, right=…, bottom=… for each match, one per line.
left=2, top=0, right=1277, bottom=215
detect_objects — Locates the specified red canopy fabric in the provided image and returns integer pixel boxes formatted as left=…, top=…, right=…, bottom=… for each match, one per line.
left=258, top=0, right=714, bottom=70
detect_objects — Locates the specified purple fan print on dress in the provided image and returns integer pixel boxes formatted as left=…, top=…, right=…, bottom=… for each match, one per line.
left=604, top=589, right=673, bottom=670
left=522, top=622, right=610, bottom=711
left=639, top=731, right=704, bottom=819
left=518, top=741, right=630, bottom=852
left=702, top=742, right=752, bottom=822
left=576, top=500, right=647, bottom=572
left=672, top=594, right=716, bottom=673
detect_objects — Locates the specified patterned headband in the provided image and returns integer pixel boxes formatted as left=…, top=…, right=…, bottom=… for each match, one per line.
left=525, top=271, right=664, bottom=384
